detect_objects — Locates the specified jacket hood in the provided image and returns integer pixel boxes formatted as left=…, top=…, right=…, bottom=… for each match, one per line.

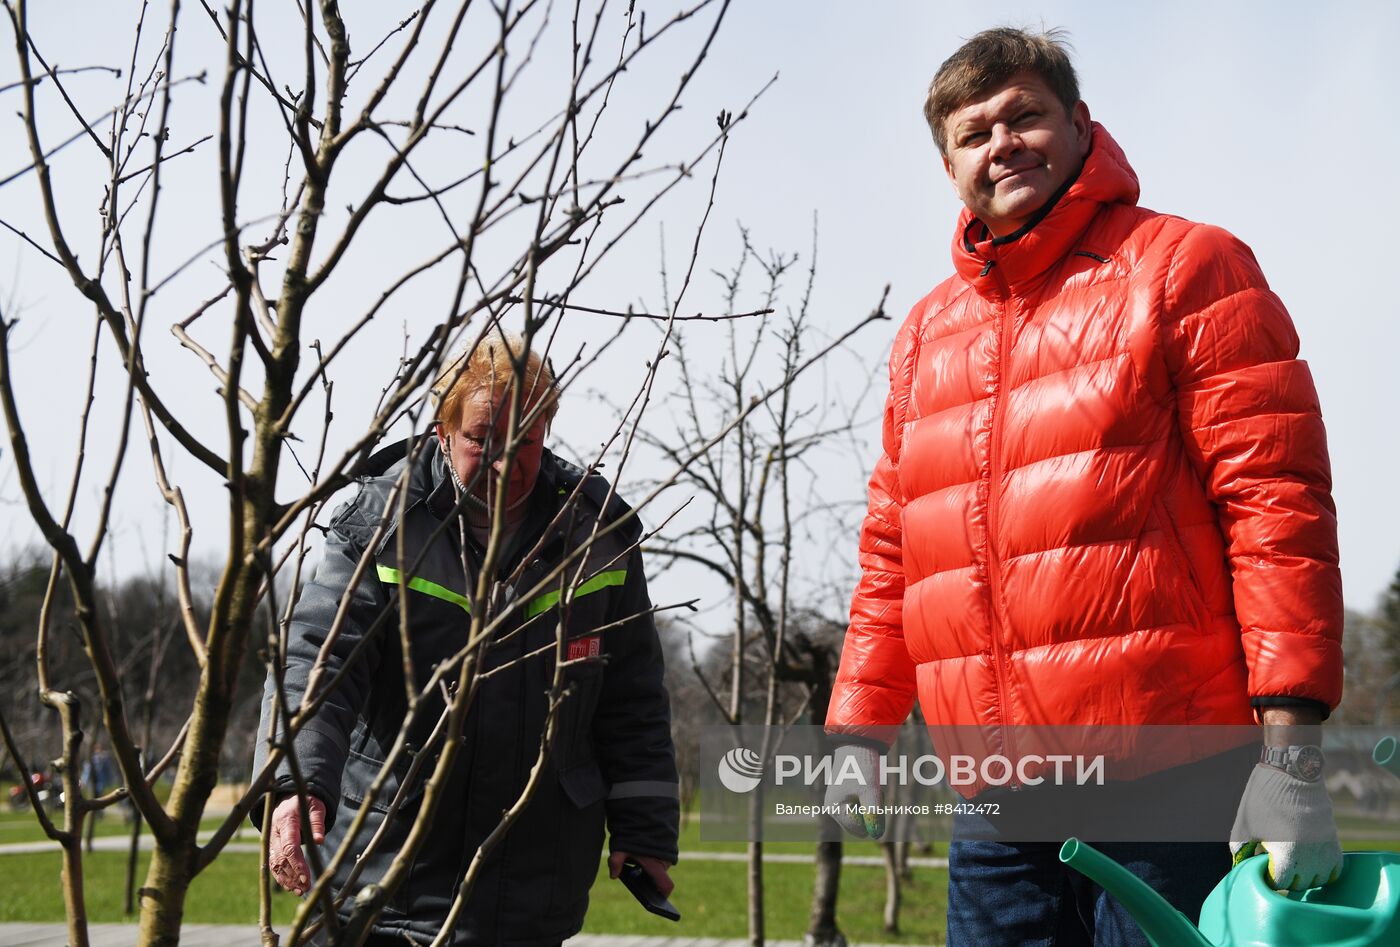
left=951, top=122, right=1140, bottom=295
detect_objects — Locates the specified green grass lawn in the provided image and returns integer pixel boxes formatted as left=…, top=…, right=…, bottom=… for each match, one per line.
left=0, top=794, right=949, bottom=938
left=583, top=854, right=946, bottom=942
left=1336, top=811, right=1400, bottom=839
left=0, top=850, right=297, bottom=926
left=2, top=793, right=1397, bottom=943
left=0, top=849, right=948, bottom=942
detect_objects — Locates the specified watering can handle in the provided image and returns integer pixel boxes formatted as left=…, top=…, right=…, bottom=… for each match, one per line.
left=1059, top=838, right=1212, bottom=947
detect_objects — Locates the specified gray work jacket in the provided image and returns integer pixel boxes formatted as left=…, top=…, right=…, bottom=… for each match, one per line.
left=251, top=438, right=679, bottom=945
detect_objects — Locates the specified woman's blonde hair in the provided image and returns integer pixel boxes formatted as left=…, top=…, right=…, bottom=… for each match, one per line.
left=432, top=330, right=559, bottom=428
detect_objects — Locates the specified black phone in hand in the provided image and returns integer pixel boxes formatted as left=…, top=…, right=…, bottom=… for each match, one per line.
left=618, top=860, right=680, bottom=922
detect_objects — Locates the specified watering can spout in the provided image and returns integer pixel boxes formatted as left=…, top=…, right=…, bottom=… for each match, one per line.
left=1059, top=838, right=1212, bottom=947
left=1374, top=736, right=1400, bottom=779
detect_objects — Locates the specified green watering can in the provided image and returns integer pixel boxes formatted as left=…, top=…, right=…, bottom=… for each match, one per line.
left=1060, top=840, right=1400, bottom=947
left=1057, top=737, right=1400, bottom=946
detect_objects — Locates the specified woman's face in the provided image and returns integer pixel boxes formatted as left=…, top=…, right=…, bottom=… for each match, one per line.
left=436, top=387, right=547, bottom=512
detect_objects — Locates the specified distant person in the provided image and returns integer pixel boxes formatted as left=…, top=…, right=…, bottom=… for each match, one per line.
left=252, top=332, right=679, bottom=946
left=82, top=746, right=117, bottom=818
left=824, top=28, right=1343, bottom=945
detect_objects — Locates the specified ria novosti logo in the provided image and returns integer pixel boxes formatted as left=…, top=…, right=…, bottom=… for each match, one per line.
left=714, top=743, right=1109, bottom=794
left=717, top=746, right=765, bottom=793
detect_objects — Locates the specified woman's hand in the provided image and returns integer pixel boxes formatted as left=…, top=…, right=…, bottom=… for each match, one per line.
left=267, top=793, right=327, bottom=896
left=607, top=850, right=674, bottom=897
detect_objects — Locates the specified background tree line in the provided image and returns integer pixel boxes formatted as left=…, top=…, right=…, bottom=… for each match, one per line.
left=0, top=555, right=266, bottom=787
left=8, top=551, right=1400, bottom=793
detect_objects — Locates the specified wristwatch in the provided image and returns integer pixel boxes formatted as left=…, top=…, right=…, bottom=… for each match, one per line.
left=1260, top=744, right=1325, bottom=782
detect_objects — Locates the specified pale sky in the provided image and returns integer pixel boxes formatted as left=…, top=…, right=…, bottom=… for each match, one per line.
left=2, top=1, right=1397, bottom=623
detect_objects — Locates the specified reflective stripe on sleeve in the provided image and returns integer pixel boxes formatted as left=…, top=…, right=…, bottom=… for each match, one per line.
left=376, top=564, right=472, bottom=614
left=607, top=780, right=680, bottom=800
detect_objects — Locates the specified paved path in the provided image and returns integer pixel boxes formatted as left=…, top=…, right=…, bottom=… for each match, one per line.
left=0, top=835, right=949, bottom=868
left=0, top=926, right=939, bottom=946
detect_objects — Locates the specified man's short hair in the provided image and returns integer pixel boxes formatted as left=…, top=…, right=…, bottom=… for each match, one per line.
left=432, top=329, right=559, bottom=429
left=924, top=27, right=1080, bottom=155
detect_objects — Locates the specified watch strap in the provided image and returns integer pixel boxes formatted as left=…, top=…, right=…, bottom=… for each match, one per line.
left=1259, top=744, right=1325, bottom=781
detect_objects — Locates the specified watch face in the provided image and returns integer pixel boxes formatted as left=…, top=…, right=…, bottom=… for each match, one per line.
left=1294, top=745, right=1325, bottom=782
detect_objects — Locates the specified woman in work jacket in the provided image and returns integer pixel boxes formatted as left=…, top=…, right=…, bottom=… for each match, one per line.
left=251, top=333, right=679, bottom=946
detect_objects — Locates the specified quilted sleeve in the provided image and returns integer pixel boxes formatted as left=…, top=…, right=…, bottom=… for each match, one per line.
left=1161, top=223, right=1343, bottom=710
left=826, top=304, right=922, bottom=743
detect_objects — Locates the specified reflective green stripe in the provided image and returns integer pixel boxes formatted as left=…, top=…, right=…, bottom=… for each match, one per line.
left=376, top=564, right=472, bottom=614
left=524, top=569, right=627, bottom=618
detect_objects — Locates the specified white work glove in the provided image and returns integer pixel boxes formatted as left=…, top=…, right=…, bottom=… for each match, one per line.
left=824, top=744, right=885, bottom=839
left=1230, top=763, right=1342, bottom=891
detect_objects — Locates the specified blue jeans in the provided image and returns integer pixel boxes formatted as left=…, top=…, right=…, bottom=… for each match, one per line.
left=943, top=741, right=1254, bottom=945
left=946, top=836, right=1229, bottom=946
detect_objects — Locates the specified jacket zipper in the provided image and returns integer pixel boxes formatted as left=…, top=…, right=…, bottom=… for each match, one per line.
left=984, top=268, right=1018, bottom=771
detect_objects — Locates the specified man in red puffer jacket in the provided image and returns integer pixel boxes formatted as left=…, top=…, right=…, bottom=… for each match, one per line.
left=823, top=27, right=1344, bottom=946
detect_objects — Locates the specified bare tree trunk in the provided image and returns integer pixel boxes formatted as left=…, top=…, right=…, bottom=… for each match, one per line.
left=256, top=797, right=277, bottom=947
left=880, top=730, right=906, bottom=929
left=805, top=656, right=845, bottom=945
left=880, top=840, right=900, bottom=934
left=137, top=840, right=195, bottom=947
left=83, top=800, right=98, bottom=853
left=747, top=838, right=764, bottom=947
left=59, top=833, right=91, bottom=947
left=54, top=689, right=91, bottom=947
left=124, top=811, right=142, bottom=917
left=128, top=628, right=166, bottom=916
left=803, top=840, right=847, bottom=947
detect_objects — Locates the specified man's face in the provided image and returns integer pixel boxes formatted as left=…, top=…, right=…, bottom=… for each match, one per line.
left=436, top=387, right=547, bottom=513
left=941, top=72, right=1092, bottom=238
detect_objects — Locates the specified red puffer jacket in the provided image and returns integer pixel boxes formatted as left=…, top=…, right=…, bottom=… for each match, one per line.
left=827, top=125, right=1342, bottom=776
